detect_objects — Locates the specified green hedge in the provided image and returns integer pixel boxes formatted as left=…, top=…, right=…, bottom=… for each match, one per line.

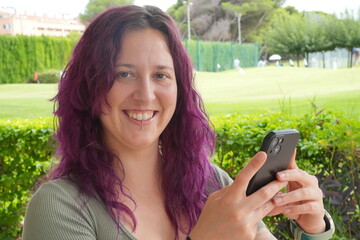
left=38, top=69, right=62, bottom=83
left=184, top=40, right=259, bottom=71
left=0, top=111, right=359, bottom=239
left=0, top=36, right=259, bottom=84
left=0, top=35, right=74, bottom=84
left=0, top=118, right=55, bottom=239
left=211, top=111, right=360, bottom=239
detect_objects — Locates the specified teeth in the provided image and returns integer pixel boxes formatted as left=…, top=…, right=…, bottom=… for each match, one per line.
left=137, top=113, right=142, bottom=121
left=128, top=111, right=153, bottom=121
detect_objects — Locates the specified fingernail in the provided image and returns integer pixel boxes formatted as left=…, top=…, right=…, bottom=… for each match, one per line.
left=284, top=207, right=291, bottom=214
left=274, top=197, right=283, bottom=205
left=277, top=172, right=286, bottom=179
left=275, top=192, right=284, bottom=197
left=256, top=151, right=266, bottom=161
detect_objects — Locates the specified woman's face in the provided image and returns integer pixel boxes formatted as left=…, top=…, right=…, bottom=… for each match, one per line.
left=100, top=28, right=177, bottom=152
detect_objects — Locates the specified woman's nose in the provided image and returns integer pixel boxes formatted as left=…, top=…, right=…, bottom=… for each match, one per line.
left=132, top=76, right=156, bottom=104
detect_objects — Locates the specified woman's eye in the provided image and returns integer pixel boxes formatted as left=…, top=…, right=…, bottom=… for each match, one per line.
left=116, top=72, right=132, bottom=78
left=155, top=73, right=169, bottom=79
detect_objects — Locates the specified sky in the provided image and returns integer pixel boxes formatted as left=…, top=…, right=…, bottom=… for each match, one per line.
left=0, top=0, right=359, bottom=18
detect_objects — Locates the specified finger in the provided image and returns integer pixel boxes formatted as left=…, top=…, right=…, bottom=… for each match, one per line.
left=267, top=205, right=283, bottom=216
left=282, top=204, right=300, bottom=220
left=276, top=169, right=319, bottom=187
left=267, top=192, right=286, bottom=216
left=248, top=180, right=288, bottom=208
left=283, top=201, right=324, bottom=217
left=230, top=152, right=267, bottom=195
left=273, top=187, right=323, bottom=206
left=287, top=149, right=298, bottom=169
left=254, top=199, right=277, bottom=222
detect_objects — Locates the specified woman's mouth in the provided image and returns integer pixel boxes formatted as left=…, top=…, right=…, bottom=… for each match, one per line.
left=124, top=110, right=156, bottom=121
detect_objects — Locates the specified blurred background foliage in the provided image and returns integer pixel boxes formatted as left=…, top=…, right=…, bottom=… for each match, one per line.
left=211, top=110, right=360, bottom=239
left=167, top=0, right=360, bottom=66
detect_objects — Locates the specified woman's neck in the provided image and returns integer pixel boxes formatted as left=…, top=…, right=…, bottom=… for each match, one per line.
left=113, top=142, right=162, bottom=194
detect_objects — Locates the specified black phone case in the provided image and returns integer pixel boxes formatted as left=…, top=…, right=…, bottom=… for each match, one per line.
left=246, top=129, right=300, bottom=196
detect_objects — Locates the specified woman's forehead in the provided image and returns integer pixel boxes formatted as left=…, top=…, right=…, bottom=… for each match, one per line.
left=116, top=28, right=173, bottom=67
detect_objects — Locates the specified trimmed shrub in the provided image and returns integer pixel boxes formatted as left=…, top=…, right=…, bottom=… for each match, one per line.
left=0, top=35, right=74, bottom=83
left=0, top=118, right=55, bottom=239
left=211, top=111, right=360, bottom=239
left=0, top=36, right=259, bottom=84
left=0, top=111, right=358, bottom=239
left=38, top=69, right=61, bottom=83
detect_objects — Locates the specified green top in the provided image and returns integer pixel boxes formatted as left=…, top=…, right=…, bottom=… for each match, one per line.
left=22, top=165, right=264, bottom=240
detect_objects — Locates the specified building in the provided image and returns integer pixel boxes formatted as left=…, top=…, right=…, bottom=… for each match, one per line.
left=0, top=7, right=85, bottom=37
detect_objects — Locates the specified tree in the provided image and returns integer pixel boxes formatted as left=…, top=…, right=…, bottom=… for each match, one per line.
left=221, top=0, right=285, bottom=42
left=167, top=0, right=188, bottom=39
left=262, top=11, right=336, bottom=67
left=325, top=10, right=360, bottom=67
left=79, top=0, right=134, bottom=25
left=263, top=13, right=306, bottom=66
left=302, top=13, right=334, bottom=68
left=167, top=0, right=284, bottom=42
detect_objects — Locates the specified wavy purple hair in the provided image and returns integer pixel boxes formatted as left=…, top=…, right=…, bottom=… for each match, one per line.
left=50, top=5, right=218, bottom=239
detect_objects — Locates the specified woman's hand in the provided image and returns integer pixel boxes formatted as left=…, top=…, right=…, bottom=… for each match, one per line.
left=189, top=152, right=288, bottom=240
left=269, top=150, right=326, bottom=234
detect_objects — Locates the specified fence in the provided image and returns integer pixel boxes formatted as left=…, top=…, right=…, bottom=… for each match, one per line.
left=308, top=48, right=350, bottom=69
left=184, top=40, right=260, bottom=72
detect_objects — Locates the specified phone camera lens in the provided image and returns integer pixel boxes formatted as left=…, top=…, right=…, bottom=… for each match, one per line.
left=270, top=138, right=279, bottom=148
left=273, top=145, right=281, bottom=155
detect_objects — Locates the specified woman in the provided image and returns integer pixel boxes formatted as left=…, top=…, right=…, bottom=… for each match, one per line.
left=22, top=5, right=334, bottom=240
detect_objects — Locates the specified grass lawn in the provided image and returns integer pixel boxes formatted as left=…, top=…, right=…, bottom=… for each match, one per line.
left=197, top=67, right=360, bottom=119
left=0, top=67, right=359, bottom=120
left=0, top=83, right=57, bottom=119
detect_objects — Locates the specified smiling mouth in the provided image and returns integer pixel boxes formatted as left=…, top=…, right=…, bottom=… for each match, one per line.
left=124, top=110, right=156, bottom=121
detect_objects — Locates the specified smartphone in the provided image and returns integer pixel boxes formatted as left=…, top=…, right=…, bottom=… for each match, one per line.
left=246, top=129, right=300, bottom=196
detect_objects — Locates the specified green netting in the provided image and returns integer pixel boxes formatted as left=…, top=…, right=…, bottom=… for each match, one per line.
left=183, top=40, right=260, bottom=72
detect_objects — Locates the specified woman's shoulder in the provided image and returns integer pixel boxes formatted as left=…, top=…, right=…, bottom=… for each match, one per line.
left=28, top=177, right=89, bottom=210
left=22, top=178, right=97, bottom=239
left=24, top=177, right=96, bottom=219
left=22, top=178, right=125, bottom=239
left=35, top=177, right=80, bottom=198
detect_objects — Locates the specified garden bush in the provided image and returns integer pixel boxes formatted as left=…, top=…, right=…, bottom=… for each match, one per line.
left=0, top=118, right=55, bottom=239
left=0, top=111, right=358, bottom=239
left=0, top=35, right=259, bottom=84
left=38, top=69, right=62, bottom=83
left=0, top=35, right=73, bottom=83
left=211, top=111, right=360, bottom=239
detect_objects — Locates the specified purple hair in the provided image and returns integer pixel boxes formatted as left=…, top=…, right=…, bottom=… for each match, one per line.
left=50, top=5, right=218, bottom=239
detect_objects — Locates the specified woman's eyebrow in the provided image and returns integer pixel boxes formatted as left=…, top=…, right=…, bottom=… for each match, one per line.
left=115, top=63, right=135, bottom=68
left=115, top=64, right=174, bottom=71
left=156, top=65, right=174, bottom=71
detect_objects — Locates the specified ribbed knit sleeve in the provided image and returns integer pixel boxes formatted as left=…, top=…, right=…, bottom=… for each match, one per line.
left=22, top=179, right=97, bottom=240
